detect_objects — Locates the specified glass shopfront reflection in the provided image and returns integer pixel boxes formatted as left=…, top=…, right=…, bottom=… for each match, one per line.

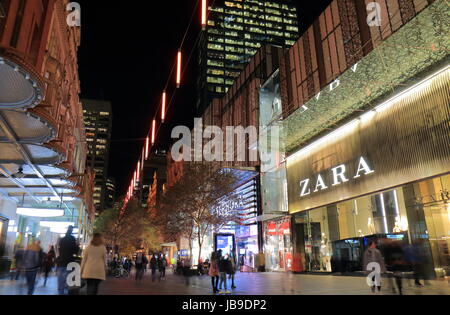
left=293, top=174, right=450, bottom=278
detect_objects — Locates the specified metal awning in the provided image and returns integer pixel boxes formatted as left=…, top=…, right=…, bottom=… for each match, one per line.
left=0, top=57, right=44, bottom=109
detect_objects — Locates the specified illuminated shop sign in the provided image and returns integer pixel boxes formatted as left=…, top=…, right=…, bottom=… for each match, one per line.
left=299, top=157, right=374, bottom=198
left=214, top=179, right=259, bottom=228
left=287, top=66, right=450, bottom=214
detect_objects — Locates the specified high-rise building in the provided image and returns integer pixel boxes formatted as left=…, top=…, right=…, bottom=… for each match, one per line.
left=106, top=177, right=116, bottom=209
left=82, top=99, right=113, bottom=214
left=197, top=0, right=299, bottom=113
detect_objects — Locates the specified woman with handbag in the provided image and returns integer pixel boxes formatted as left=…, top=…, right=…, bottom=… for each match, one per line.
left=80, top=233, right=107, bottom=295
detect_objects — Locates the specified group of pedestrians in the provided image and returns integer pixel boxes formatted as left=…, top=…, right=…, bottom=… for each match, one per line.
left=13, top=241, right=58, bottom=295
left=134, top=251, right=168, bottom=282
left=12, top=226, right=109, bottom=296
left=208, top=250, right=237, bottom=294
left=363, top=239, right=429, bottom=295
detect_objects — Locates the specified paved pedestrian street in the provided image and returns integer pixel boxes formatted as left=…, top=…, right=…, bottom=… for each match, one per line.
left=1, top=271, right=449, bottom=295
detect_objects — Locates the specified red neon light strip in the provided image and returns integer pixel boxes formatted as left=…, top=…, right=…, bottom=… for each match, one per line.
left=151, top=119, right=156, bottom=144
left=145, top=136, right=150, bottom=159
left=201, top=0, right=207, bottom=30
left=176, top=50, right=182, bottom=88
left=161, top=91, right=167, bottom=122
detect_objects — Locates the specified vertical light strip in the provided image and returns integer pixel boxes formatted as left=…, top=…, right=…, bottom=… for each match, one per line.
left=380, top=193, right=388, bottom=234
left=137, top=161, right=140, bottom=181
left=176, top=49, right=182, bottom=88
left=393, top=190, right=400, bottom=217
left=151, top=119, right=156, bottom=144
left=161, top=91, right=167, bottom=122
left=145, top=136, right=150, bottom=160
left=201, top=0, right=207, bottom=30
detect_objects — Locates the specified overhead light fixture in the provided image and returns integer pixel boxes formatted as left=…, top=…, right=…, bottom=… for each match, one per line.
left=14, top=167, right=26, bottom=179
left=17, top=207, right=65, bottom=218
left=201, top=0, right=208, bottom=30
left=176, top=49, right=182, bottom=88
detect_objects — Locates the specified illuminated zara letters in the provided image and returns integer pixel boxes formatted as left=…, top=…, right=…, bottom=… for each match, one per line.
left=299, top=157, right=375, bottom=198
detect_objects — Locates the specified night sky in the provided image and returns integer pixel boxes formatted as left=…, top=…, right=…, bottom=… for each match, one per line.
left=77, top=0, right=333, bottom=197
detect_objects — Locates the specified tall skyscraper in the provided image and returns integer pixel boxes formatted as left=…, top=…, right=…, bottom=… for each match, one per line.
left=106, top=177, right=116, bottom=209
left=82, top=99, right=113, bottom=214
left=197, top=0, right=299, bottom=113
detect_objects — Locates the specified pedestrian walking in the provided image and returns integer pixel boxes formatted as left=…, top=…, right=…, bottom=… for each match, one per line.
left=239, top=254, right=245, bottom=272
left=229, top=254, right=237, bottom=289
left=23, top=240, right=43, bottom=295
left=81, top=233, right=107, bottom=295
left=13, top=246, right=25, bottom=280
left=56, top=226, right=79, bottom=295
left=363, top=240, right=386, bottom=294
left=158, top=254, right=167, bottom=280
left=42, top=245, right=56, bottom=286
left=134, top=250, right=147, bottom=281
left=218, top=254, right=232, bottom=294
left=150, top=254, right=158, bottom=282
left=183, top=258, right=192, bottom=286
left=209, top=252, right=220, bottom=294
left=255, top=252, right=266, bottom=272
left=385, top=241, right=407, bottom=295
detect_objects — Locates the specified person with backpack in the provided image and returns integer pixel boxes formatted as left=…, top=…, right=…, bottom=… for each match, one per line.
left=56, top=226, right=79, bottom=295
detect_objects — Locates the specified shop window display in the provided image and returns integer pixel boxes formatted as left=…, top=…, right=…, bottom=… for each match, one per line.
left=293, top=174, right=450, bottom=278
left=264, top=219, right=293, bottom=271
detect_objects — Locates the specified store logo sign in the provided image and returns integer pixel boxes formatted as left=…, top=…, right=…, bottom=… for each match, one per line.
left=299, top=157, right=375, bottom=198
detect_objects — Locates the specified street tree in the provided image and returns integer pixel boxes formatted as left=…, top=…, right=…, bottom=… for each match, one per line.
left=94, top=197, right=160, bottom=256
left=154, top=162, right=240, bottom=263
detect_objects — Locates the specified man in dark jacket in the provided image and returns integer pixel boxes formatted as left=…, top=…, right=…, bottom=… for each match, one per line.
left=56, top=226, right=79, bottom=295
left=150, top=254, right=158, bottom=282
left=158, top=254, right=167, bottom=280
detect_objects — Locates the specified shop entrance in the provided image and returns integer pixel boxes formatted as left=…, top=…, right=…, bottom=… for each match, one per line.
left=422, top=202, right=450, bottom=278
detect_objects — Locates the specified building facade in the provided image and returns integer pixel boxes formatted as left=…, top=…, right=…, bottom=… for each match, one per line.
left=0, top=0, right=95, bottom=276
left=82, top=99, right=113, bottom=214
left=105, top=177, right=116, bottom=209
left=197, top=0, right=299, bottom=113
left=267, top=0, right=449, bottom=276
left=199, top=0, right=449, bottom=277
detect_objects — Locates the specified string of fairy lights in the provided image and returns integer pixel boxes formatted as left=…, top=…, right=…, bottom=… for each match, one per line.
left=123, top=0, right=210, bottom=206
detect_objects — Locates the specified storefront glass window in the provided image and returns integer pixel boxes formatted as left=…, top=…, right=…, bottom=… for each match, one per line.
left=293, top=174, right=450, bottom=278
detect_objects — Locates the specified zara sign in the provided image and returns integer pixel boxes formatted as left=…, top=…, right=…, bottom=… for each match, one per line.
left=299, top=157, right=375, bottom=198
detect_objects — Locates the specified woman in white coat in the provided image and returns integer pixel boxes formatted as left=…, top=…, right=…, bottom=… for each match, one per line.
left=81, top=233, right=107, bottom=295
